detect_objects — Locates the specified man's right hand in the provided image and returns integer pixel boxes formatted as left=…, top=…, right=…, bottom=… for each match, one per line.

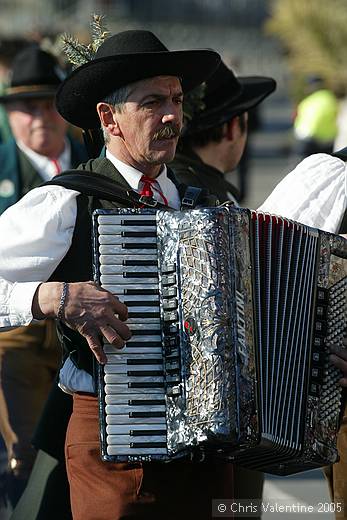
left=32, top=281, right=131, bottom=364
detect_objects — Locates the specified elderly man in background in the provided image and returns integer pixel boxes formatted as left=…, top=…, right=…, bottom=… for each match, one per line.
left=0, top=45, right=87, bottom=507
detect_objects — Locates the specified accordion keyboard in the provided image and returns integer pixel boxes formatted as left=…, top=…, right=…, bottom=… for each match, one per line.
left=96, top=213, right=168, bottom=458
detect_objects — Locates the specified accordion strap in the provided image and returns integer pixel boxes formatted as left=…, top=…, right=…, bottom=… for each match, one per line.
left=180, top=185, right=205, bottom=209
left=43, top=170, right=168, bottom=209
left=44, top=170, right=214, bottom=210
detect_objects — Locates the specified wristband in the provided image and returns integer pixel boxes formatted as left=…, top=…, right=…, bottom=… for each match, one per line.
left=57, top=282, right=68, bottom=320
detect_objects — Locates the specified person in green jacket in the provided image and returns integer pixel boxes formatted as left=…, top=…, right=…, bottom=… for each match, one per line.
left=293, top=75, right=338, bottom=158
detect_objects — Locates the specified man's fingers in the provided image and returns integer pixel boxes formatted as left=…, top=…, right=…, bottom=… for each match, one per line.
left=330, top=353, right=347, bottom=374
left=110, top=296, right=128, bottom=322
left=105, top=317, right=132, bottom=342
left=85, top=333, right=107, bottom=364
left=330, top=345, right=347, bottom=360
left=108, top=289, right=128, bottom=321
left=101, top=325, right=126, bottom=349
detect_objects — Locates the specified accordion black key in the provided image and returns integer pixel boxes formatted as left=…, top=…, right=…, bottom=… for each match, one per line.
left=92, top=205, right=347, bottom=475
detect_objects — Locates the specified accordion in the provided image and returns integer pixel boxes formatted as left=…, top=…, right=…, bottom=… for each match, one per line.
left=92, top=205, right=347, bottom=475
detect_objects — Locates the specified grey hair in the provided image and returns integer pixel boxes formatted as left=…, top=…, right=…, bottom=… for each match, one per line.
left=100, top=84, right=131, bottom=143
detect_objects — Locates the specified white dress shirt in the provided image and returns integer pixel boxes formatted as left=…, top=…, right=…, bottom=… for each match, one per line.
left=258, top=153, right=347, bottom=233
left=0, top=151, right=181, bottom=393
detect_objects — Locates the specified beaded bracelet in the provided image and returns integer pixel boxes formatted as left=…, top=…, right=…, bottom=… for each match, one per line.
left=57, top=282, right=68, bottom=320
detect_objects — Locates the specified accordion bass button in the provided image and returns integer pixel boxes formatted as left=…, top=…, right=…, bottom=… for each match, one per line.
left=163, top=299, right=178, bottom=311
left=312, top=352, right=321, bottom=363
left=167, top=386, right=181, bottom=397
left=161, top=263, right=176, bottom=274
left=162, top=287, right=177, bottom=298
left=163, top=311, right=178, bottom=322
left=161, top=274, right=176, bottom=286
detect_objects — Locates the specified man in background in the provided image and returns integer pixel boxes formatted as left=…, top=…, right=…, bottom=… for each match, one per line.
left=0, top=38, right=28, bottom=144
left=171, top=60, right=276, bottom=206
left=0, top=45, right=87, bottom=507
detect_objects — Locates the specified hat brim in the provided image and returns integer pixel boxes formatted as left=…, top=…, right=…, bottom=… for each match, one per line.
left=55, top=49, right=221, bottom=129
left=0, top=87, right=58, bottom=104
left=184, top=76, right=276, bottom=135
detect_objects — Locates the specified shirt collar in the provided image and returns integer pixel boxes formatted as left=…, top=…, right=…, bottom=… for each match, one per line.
left=105, top=149, right=167, bottom=190
left=17, top=139, right=71, bottom=181
left=105, top=149, right=181, bottom=210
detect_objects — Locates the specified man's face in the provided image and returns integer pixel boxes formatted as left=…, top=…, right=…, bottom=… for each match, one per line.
left=109, top=76, right=183, bottom=174
left=6, top=97, right=68, bottom=157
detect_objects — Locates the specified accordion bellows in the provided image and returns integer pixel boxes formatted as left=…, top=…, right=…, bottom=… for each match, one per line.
left=93, top=205, right=347, bottom=475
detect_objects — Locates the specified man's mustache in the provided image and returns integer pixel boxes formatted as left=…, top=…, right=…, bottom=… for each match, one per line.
left=152, top=124, right=181, bottom=141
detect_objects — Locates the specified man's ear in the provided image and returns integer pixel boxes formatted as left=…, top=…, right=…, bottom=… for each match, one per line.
left=96, top=103, right=122, bottom=137
left=225, top=117, right=240, bottom=141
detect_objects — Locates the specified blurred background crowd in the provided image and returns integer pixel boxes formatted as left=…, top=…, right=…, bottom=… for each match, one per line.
left=0, top=0, right=346, bottom=206
left=0, top=0, right=346, bottom=518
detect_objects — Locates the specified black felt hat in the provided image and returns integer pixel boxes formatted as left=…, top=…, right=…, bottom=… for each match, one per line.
left=0, top=46, right=65, bottom=103
left=55, top=30, right=221, bottom=129
left=183, top=60, right=276, bottom=135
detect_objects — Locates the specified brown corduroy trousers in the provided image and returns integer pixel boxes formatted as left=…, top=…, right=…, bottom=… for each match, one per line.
left=65, top=393, right=234, bottom=520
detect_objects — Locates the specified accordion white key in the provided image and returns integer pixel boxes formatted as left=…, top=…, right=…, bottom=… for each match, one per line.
left=92, top=205, right=347, bottom=475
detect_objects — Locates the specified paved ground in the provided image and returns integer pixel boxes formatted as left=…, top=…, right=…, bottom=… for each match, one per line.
left=262, top=470, right=334, bottom=520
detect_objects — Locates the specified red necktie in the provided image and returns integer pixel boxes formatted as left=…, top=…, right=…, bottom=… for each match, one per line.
left=51, top=158, right=61, bottom=176
left=139, top=175, right=168, bottom=206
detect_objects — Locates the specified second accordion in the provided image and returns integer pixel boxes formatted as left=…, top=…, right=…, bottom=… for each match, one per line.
left=93, top=205, right=347, bottom=475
